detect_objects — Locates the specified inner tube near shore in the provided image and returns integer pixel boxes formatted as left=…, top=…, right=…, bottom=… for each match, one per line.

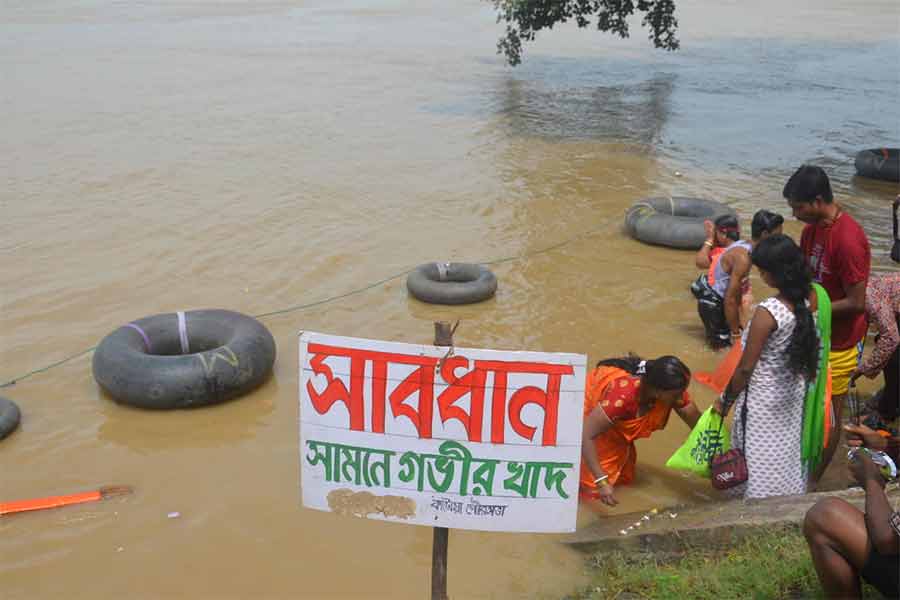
left=625, top=197, right=738, bottom=250
left=854, top=148, right=900, bottom=182
left=407, top=262, right=497, bottom=305
left=0, top=396, right=21, bottom=441
left=93, top=309, right=276, bottom=410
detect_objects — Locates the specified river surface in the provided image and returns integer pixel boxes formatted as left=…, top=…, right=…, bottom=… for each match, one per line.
left=2, top=1, right=898, bottom=598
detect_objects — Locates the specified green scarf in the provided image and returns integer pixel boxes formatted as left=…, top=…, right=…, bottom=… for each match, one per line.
left=802, top=283, right=832, bottom=472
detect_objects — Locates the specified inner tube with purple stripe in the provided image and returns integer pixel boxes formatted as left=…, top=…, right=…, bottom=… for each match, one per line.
left=92, top=309, right=276, bottom=409
left=625, top=196, right=737, bottom=250
left=407, top=262, right=497, bottom=305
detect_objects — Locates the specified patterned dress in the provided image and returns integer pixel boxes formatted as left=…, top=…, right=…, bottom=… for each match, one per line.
left=730, top=297, right=809, bottom=499
left=860, top=273, right=900, bottom=377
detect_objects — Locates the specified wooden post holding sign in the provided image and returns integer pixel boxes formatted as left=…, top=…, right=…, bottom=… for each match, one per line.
left=431, top=321, right=455, bottom=600
left=298, top=326, right=586, bottom=597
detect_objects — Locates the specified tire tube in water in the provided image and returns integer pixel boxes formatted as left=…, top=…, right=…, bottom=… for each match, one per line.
left=406, top=263, right=497, bottom=305
left=625, top=196, right=738, bottom=250
left=92, top=309, right=277, bottom=409
left=0, top=396, right=21, bottom=441
left=855, top=148, right=900, bottom=183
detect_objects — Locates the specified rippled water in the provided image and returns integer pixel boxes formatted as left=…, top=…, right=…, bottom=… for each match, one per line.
left=2, top=1, right=898, bottom=598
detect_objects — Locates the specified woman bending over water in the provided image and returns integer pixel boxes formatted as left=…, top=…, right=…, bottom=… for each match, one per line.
left=580, top=354, right=701, bottom=506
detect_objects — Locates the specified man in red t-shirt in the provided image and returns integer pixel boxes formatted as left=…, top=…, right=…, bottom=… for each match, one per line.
left=783, top=165, right=871, bottom=480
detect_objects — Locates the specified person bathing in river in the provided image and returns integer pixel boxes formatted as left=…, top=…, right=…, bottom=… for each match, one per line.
left=714, top=234, right=821, bottom=499
left=580, top=355, right=701, bottom=506
left=693, top=211, right=785, bottom=349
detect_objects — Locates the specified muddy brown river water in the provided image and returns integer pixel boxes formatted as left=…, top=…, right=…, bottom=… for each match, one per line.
left=2, top=1, right=898, bottom=598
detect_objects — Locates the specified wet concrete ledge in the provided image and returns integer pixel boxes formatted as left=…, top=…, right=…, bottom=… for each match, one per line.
left=565, top=485, right=900, bottom=555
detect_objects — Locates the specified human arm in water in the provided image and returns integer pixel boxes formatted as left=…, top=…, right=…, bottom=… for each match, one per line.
left=675, top=401, right=702, bottom=429
left=713, top=304, right=776, bottom=415
left=695, top=220, right=716, bottom=269
left=581, top=405, right=619, bottom=506
left=722, top=247, right=752, bottom=337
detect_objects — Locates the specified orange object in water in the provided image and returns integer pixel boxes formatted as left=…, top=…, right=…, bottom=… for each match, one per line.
left=0, top=486, right=131, bottom=516
left=579, top=366, right=681, bottom=492
left=694, top=340, right=743, bottom=394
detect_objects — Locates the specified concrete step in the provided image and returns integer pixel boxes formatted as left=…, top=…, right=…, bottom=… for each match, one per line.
left=565, top=485, right=900, bottom=554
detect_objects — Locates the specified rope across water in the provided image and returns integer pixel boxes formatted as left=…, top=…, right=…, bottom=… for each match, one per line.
left=1, top=216, right=658, bottom=388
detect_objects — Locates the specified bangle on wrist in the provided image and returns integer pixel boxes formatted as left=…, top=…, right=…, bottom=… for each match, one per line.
left=703, top=240, right=714, bottom=248
left=594, top=475, right=609, bottom=485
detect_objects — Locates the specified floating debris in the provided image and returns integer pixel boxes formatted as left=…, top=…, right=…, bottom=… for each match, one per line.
left=649, top=508, right=659, bottom=515
left=641, top=515, right=650, bottom=522
left=167, top=511, right=181, bottom=519
left=619, top=529, right=628, bottom=536
left=669, top=512, right=678, bottom=519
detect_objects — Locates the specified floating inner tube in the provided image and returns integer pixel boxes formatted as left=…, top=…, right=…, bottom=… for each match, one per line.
left=92, top=309, right=276, bottom=409
left=855, top=148, right=900, bottom=182
left=406, top=263, right=497, bottom=305
left=625, top=197, right=738, bottom=250
left=0, top=396, right=21, bottom=441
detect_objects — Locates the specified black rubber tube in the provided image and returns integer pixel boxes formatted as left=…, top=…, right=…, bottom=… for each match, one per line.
left=855, top=148, right=900, bottom=183
left=92, top=309, right=276, bottom=409
left=624, top=197, right=738, bottom=250
left=406, top=263, right=497, bottom=305
left=0, top=396, right=21, bottom=441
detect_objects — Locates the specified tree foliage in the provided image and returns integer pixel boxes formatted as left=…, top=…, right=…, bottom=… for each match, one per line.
left=492, top=0, right=680, bottom=66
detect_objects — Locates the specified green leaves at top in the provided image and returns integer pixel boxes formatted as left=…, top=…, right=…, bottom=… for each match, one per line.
left=492, top=0, right=680, bottom=66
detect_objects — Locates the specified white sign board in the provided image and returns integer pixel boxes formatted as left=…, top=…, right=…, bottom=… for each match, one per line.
left=299, top=331, right=586, bottom=533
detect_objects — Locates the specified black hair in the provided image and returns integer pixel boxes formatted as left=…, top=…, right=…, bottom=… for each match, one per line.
left=782, top=165, right=833, bottom=204
left=750, top=234, right=818, bottom=380
left=596, top=354, right=691, bottom=391
left=714, top=214, right=740, bottom=242
left=751, top=210, right=785, bottom=240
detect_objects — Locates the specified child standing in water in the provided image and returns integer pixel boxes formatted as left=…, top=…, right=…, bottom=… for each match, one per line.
left=693, top=210, right=783, bottom=347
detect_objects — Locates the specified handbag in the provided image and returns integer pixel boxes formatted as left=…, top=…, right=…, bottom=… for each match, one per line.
left=710, top=388, right=749, bottom=490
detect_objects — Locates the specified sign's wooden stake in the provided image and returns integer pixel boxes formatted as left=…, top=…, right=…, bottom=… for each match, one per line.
left=431, top=320, right=456, bottom=600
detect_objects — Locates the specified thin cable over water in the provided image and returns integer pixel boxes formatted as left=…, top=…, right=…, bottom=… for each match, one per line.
left=0, top=219, right=644, bottom=388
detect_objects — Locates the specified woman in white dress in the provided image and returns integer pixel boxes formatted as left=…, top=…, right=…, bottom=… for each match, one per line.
left=714, top=234, right=820, bottom=499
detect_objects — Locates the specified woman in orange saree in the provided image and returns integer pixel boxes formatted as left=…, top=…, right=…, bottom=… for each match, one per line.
left=580, top=355, right=701, bottom=506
